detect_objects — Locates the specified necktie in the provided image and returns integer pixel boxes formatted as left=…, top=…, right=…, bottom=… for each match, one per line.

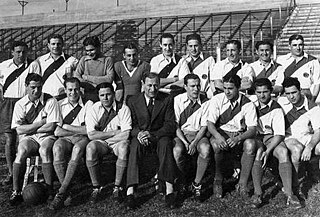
left=147, top=98, right=154, bottom=116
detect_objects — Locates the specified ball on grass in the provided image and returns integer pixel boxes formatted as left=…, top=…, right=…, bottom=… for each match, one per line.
left=22, top=182, right=49, bottom=205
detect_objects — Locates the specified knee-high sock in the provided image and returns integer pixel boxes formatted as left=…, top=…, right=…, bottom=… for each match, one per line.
left=292, top=162, right=300, bottom=189
left=59, top=160, right=78, bottom=194
left=279, top=162, right=293, bottom=196
left=194, top=155, right=210, bottom=184
left=86, top=160, right=100, bottom=187
left=4, top=133, right=15, bottom=175
left=115, top=158, right=127, bottom=186
left=53, top=160, right=66, bottom=184
left=12, top=162, right=25, bottom=191
left=252, top=160, right=263, bottom=195
left=214, top=152, right=224, bottom=182
left=42, top=163, right=54, bottom=187
left=239, top=152, right=255, bottom=187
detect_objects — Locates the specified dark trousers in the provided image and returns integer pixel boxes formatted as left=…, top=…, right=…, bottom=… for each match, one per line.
left=127, top=136, right=177, bottom=187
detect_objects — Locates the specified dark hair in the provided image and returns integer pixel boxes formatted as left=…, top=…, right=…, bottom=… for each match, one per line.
left=123, top=43, right=138, bottom=53
left=142, top=72, right=160, bottom=83
left=25, top=73, right=42, bottom=85
left=186, top=33, right=202, bottom=45
left=282, top=77, right=301, bottom=90
left=83, top=36, right=101, bottom=48
left=96, top=82, right=114, bottom=93
left=226, top=40, right=241, bottom=50
left=184, top=74, right=200, bottom=85
left=63, top=77, right=80, bottom=88
left=222, top=74, right=241, bottom=89
left=254, top=78, right=273, bottom=91
left=255, top=40, right=273, bottom=52
left=289, top=34, right=304, bottom=45
left=160, top=33, right=175, bottom=44
left=48, top=34, right=64, bottom=44
left=10, top=41, right=28, bottom=51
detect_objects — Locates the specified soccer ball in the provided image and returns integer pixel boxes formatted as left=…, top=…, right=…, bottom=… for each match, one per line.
left=22, top=182, right=49, bottom=205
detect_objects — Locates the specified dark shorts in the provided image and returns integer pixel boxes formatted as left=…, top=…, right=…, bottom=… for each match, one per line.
left=0, top=97, right=20, bottom=133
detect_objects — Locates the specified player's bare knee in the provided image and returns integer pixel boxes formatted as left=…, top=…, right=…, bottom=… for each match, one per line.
left=53, top=143, right=64, bottom=159
left=274, top=145, right=289, bottom=163
left=255, top=147, right=264, bottom=160
left=118, top=141, right=129, bottom=158
left=243, top=139, right=256, bottom=155
left=199, top=142, right=210, bottom=159
left=15, top=144, right=29, bottom=162
left=314, top=144, right=320, bottom=156
left=86, top=141, right=99, bottom=160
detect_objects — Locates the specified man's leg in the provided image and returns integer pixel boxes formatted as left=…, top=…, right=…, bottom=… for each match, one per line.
left=2, top=132, right=16, bottom=185
left=284, top=138, right=304, bottom=193
left=238, top=139, right=257, bottom=196
left=10, top=137, right=39, bottom=205
left=173, top=137, right=187, bottom=185
left=86, top=140, right=109, bottom=203
left=210, top=137, right=224, bottom=198
left=52, top=138, right=73, bottom=185
left=157, top=136, right=177, bottom=208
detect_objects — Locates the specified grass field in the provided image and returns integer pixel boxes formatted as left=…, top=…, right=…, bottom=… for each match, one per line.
left=1, top=134, right=320, bottom=217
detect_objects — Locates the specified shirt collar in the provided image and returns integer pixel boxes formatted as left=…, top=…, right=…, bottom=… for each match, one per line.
left=8, top=58, right=28, bottom=68
left=286, top=52, right=308, bottom=60
left=44, top=52, right=67, bottom=61
left=258, top=99, right=273, bottom=110
left=161, top=53, right=178, bottom=64
left=295, top=95, right=309, bottom=111
left=99, top=100, right=117, bottom=111
left=226, top=58, right=243, bottom=67
left=185, top=52, right=204, bottom=62
left=222, top=92, right=242, bottom=107
left=182, top=92, right=202, bottom=105
left=23, top=93, right=45, bottom=106
left=84, top=53, right=105, bottom=61
left=60, top=96, right=84, bottom=107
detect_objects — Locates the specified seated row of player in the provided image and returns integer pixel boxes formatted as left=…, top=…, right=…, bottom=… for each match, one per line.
left=6, top=71, right=320, bottom=211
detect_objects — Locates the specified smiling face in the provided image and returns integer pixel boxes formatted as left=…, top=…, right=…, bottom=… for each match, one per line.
left=98, top=87, right=115, bottom=108
left=85, top=45, right=100, bottom=59
left=223, top=82, right=239, bottom=101
left=26, top=81, right=42, bottom=102
left=123, top=48, right=138, bottom=67
left=160, top=37, right=174, bottom=58
left=187, top=39, right=201, bottom=59
left=289, top=39, right=304, bottom=57
left=226, top=43, right=240, bottom=64
left=65, top=81, right=81, bottom=104
left=284, top=85, right=303, bottom=106
left=255, top=85, right=271, bottom=105
left=48, top=38, right=63, bottom=57
left=257, top=44, right=272, bottom=63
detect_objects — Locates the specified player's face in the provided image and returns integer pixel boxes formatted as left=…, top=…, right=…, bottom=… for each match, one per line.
left=12, top=46, right=27, bottom=65
left=187, top=39, right=201, bottom=58
left=289, top=39, right=304, bottom=57
left=257, top=44, right=272, bottom=62
left=160, top=37, right=174, bottom=57
left=255, top=85, right=271, bottom=105
left=185, top=78, right=200, bottom=100
left=99, top=87, right=114, bottom=108
left=223, top=82, right=239, bottom=101
left=143, top=77, right=159, bottom=99
left=65, top=82, right=80, bottom=104
left=48, top=38, right=63, bottom=56
left=226, top=43, right=240, bottom=64
left=123, top=48, right=138, bottom=66
left=85, top=45, right=99, bottom=59
left=26, top=81, right=42, bottom=102
left=284, top=85, right=302, bottom=106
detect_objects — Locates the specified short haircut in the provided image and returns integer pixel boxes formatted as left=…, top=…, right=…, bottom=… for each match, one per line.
left=25, top=73, right=42, bottom=86
left=254, top=78, right=273, bottom=91
left=184, top=74, right=200, bottom=85
left=123, top=43, right=138, bottom=53
left=226, top=40, right=241, bottom=50
left=142, top=72, right=160, bottom=83
left=96, top=82, right=115, bottom=93
left=282, top=77, right=301, bottom=90
left=160, top=33, right=175, bottom=44
left=83, top=36, right=101, bottom=48
left=48, top=34, right=64, bottom=44
left=10, top=41, right=28, bottom=51
left=222, top=73, right=241, bottom=89
left=289, top=34, right=304, bottom=45
left=63, top=77, right=80, bottom=88
left=186, top=33, right=202, bottom=45
left=255, top=40, right=273, bottom=52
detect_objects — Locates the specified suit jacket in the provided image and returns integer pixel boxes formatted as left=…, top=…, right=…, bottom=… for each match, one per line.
left=127, top=92, right=176, bottom=139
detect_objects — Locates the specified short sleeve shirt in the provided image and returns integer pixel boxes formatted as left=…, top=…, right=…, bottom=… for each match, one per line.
left=86, top=101, right=132, bottom=134
left=207, top=92, right=257, bottom=132
left=250, top=60, right=284, bottom=83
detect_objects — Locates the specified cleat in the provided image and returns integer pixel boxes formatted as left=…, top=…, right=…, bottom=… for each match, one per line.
left=250, top=194, right=262, bottom=208
left=48, top=193, right=66, bottom=210
left=192, top=182, right=202, bottom=202
left=234, top=183, right=249, bottom=198
left=213, top=182, right=223, bottom=198
left=9, top=190, right=23, bottom=206
left=89, top=187, right=102, bottom=204
left=112, top=186, right=124, bottom=203
left=286, top=195, right=302, bottom=209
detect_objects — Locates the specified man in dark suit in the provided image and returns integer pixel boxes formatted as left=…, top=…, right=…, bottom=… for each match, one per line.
left=126, top=72, right=177, bottom=209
